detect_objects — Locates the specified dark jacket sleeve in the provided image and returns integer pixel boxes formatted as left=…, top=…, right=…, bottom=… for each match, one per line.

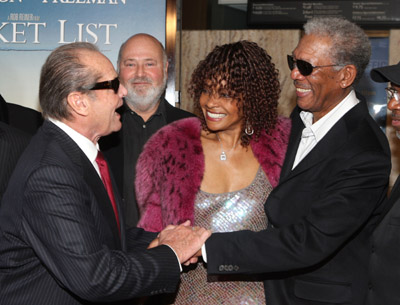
left=21, top=164, right=180, bottom=302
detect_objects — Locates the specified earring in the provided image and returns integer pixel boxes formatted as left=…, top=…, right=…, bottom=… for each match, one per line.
left=245, top=121, right=254, bottom=136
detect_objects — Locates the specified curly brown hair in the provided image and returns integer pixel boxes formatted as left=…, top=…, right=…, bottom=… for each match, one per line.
left=188, top=40, right=280, bottom=147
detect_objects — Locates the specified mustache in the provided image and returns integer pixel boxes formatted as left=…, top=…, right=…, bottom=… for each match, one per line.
left=128, top=77, right=153, bottom=84
left=293, top=80, right=309, bottom=89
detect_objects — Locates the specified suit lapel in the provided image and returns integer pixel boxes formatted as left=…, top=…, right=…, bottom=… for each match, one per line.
left=85, top=159, right=122, bottom=240
left=291, top=119, right=347, bottom=177
left=279, top=101, right=365, bottom=184
left=279, top=107, right=304, bottom=181
left=45, top=121, right=122, bottom=246
left=279, top=107, right=305, bottom=182
left=110, top=170, right=126, bottom=249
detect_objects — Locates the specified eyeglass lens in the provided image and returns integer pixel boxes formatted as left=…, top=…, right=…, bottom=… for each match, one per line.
left=89, top=77, right=120, bottom=94
left=386, top=88, right=399, bottom=101
left=287, top=55, right=314, bottom=76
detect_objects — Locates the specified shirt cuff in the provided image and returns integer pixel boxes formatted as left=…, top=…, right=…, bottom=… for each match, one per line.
left=164, top=244, right=183, bottom=272
left=202, top=243, right=207, bottom=263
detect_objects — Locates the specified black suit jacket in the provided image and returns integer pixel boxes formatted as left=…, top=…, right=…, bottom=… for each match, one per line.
left=0, top=121, right=30, bottom=201
left=0, top=94, right=43, bottom=135
left=0, top=121, right=180, bottom=305
left=365, top=175, right=400, bottom=304
left=205, top=100, right=391, bottom=305
left=100, top=98, right=194, bottom=226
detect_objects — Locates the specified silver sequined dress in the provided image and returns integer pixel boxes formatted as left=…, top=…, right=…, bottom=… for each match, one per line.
left=173, top=167, right=272, bottom=305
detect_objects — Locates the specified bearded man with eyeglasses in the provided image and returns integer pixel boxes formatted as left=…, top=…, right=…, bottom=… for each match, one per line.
left=200, top=17, right=391, bottom=305
left=365, top=61, right=400, bottom=305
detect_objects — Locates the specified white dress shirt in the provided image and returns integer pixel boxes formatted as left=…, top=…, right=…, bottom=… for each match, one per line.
left=292, top=90, right=360, bottom=169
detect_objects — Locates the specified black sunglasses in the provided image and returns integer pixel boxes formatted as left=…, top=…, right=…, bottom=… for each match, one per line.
left=89, top=77, right=120, bottom=94
left=287, top=55, right=341, bottom=76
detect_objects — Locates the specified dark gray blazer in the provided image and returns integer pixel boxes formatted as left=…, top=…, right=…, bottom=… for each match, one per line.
left=0, top=121, right=30, bottom=202
left=206, top=100, right=391, bottom=305
left=0, top=94, right=43, bottom=135
left=0, top=121, right=180, bottom=305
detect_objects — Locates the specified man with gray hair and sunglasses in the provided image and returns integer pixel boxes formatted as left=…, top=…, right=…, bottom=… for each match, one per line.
left=200, top=17, right=391, bottom=305
left=0, top=42, right=210, bottom=305
left=365, top=61, right=400, bottom=305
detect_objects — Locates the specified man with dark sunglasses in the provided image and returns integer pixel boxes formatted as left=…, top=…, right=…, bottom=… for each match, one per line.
left=89, top=77, right=121, bottom=94
left=0, top=42, right=210, bottom=304
left=201, top=17, right=391, bottom=305
left=100, top=34, right=194, bottom=229
left=365, top=61, right=400, bottom=305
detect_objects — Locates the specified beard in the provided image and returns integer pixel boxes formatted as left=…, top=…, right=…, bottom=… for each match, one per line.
left=124, top=75, right=167, bottom=113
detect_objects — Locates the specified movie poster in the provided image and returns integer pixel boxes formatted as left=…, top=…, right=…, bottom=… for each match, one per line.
left=0, top=0, right=166, bottom=110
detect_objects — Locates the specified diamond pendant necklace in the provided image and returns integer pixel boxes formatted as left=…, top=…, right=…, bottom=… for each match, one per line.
left=216, top=133, right=238, bottom=161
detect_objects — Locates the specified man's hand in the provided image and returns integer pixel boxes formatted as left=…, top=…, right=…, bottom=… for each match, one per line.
left=147, top=237, right=160, bottom=249
left=158, top=220, right=211, bottom=264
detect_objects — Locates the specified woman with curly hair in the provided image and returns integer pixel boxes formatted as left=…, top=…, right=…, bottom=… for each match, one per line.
left=135, top=40, right=291, bottom=304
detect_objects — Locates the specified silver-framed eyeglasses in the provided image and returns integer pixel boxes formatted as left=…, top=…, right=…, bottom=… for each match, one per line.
left=385, top=87, right=400, bottom=101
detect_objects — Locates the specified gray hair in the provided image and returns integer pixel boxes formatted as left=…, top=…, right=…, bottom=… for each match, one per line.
left=304, top=17, right=370, bottom=84
left=117, top=33, right=168, bottom=72
left=39, top=42, right=100, bottom=120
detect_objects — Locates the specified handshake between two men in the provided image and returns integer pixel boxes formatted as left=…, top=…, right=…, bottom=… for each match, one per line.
left=149, top=220, right=211, bottom=266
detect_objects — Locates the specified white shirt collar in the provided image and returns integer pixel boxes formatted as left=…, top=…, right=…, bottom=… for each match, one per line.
left=299, top=90, right=359, bottom=142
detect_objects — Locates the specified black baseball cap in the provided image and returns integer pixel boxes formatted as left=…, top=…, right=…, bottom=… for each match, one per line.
left=370, top=61, right=400, bottom=85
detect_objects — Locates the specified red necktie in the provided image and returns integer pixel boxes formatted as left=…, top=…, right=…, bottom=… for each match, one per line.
left=96, top=151, right=120, bottom=235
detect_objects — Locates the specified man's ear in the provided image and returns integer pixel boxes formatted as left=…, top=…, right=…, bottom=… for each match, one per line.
left=339, top=65, right=357, bottom=89
left=67, top=92, right=90, bottom=117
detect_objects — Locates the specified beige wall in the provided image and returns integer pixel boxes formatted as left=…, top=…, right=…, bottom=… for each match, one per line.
left=177, top=29, right=400, bottom=189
